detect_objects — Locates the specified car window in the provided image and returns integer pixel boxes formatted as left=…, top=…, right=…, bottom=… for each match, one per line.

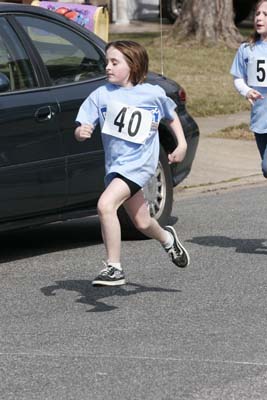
left=0, top=18, right=37, bottom=92
left=16, top=15, right=106, bottom=86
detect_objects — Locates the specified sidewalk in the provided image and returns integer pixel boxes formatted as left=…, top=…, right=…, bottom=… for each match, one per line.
left=176, top=111, right=265, bottom=196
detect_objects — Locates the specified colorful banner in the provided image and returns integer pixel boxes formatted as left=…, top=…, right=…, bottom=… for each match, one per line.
left=32, top=2, right=109, bottom=40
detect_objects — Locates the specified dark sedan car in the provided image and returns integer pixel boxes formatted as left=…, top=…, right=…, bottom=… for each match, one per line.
left=0, top=3, right=199, bottom=233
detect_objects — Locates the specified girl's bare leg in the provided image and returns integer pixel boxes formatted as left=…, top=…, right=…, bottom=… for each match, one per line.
left=124, top=190, right=190, bottom=268
left=123, top=190, right=168, bottom=243
left=97, top=178, right=131, bottom=263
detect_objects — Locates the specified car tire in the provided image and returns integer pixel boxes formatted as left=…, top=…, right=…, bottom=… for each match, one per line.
left=163, top=0, right=183, bottom=23
left=119, top=145, right=173, bottom=239
left=233, top=0, right=254, bottom=24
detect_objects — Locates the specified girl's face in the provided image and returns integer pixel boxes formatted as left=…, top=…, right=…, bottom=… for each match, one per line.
left=255, top=1, right=267, bottom=40
left=105, top=46, right=132, bottom=87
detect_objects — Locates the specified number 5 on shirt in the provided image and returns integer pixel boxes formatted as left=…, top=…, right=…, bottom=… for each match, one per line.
left=247, top=58, right=267, bottom=87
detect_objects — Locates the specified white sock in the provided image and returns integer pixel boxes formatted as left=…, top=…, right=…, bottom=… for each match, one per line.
left=162, top=231, right=174, bottom=249
left=108, top=262, right=122, bottom=271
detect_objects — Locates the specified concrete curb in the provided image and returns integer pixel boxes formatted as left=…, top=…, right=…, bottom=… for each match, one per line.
left=175, top=174, right=265, bottom=199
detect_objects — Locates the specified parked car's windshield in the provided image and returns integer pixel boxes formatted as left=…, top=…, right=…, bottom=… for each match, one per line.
left=16, top=15, right=106, bottom=86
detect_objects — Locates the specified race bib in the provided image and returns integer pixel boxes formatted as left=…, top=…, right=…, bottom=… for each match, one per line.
left=247, top=58, right=267, bottom=87
left=101, top=102, right=153, bottom=144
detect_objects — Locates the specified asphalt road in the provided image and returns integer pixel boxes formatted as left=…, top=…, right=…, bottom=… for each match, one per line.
left=1, top=183, right=267, bottom=400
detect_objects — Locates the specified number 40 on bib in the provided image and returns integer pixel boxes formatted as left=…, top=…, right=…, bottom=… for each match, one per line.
left=102, top=102, right=153, bottom=144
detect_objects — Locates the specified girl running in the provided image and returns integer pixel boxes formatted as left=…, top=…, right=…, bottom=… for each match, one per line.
left=75, top=40, right=190, bottom=286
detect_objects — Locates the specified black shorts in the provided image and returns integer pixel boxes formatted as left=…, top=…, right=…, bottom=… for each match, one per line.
left=114, top=173, right=141, bottom=197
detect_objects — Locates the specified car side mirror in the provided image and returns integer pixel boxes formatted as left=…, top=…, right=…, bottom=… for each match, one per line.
left=0, top=72, right=10, bottom=92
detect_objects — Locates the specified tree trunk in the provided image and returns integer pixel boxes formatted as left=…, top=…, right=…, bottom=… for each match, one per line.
left=171, top=0, right=243, bottom=47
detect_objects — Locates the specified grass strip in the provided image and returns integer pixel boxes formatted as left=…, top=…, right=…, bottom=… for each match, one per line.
left=208, top=123, right=254, bottom=140
left=110, top=28, right=252, bottom=118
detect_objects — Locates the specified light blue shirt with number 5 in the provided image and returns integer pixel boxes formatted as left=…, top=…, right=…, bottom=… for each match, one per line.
left=230, top=41, right=267, bottom=133
left=76, top=82, right=176, bottom=187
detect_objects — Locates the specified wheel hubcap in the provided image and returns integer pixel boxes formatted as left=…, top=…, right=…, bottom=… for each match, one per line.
left=171, top=0, right=183, bottom=18
left=142, top=162, right=167, bottom=219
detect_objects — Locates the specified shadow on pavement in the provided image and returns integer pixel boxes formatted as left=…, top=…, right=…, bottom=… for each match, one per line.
left=0, top=214, right=179, bottom=263
left=188, top=235, right=267, bottom=254
left=41, top=280, right=181, bottom=312
left=0, top=217, right=102, bottom=264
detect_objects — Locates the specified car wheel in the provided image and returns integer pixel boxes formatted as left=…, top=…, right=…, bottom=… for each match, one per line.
left=142, top=145, right=173, bottom=226
left=163, top=0, right=183, bottom=23
left=119, top=145, right=173, bottom=238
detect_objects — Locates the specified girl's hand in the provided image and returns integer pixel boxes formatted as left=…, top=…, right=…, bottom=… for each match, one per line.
left=168, top=143, right=187, bottom=164
left=74, top=123, right=94, bottom=141
left=246, top=89, right=264, bottom=105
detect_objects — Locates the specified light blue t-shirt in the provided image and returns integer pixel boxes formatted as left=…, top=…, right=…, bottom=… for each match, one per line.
left=230, top=41, right=267, bottom=134
left=76, top=83, right=176, bottom=187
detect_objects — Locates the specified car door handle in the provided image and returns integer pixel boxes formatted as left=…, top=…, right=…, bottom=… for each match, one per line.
left=35, top=106, right=55, bottom=122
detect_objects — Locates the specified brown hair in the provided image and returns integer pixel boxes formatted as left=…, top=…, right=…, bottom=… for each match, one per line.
left=249, top=0, right=267, bottom=45
left=105, top=40, right=149, bottom=85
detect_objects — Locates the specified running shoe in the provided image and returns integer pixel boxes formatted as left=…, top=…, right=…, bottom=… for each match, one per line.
left=164, top=225, right=190, bottom=268
left=92, top=265, right=126, bottom=286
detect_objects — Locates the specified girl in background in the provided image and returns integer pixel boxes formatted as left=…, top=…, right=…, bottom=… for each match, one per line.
left=231, top=0, right=267, bottom=177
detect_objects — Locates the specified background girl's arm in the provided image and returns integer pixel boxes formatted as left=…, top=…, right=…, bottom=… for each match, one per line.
left=233, top=77, right=264, bottom=105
